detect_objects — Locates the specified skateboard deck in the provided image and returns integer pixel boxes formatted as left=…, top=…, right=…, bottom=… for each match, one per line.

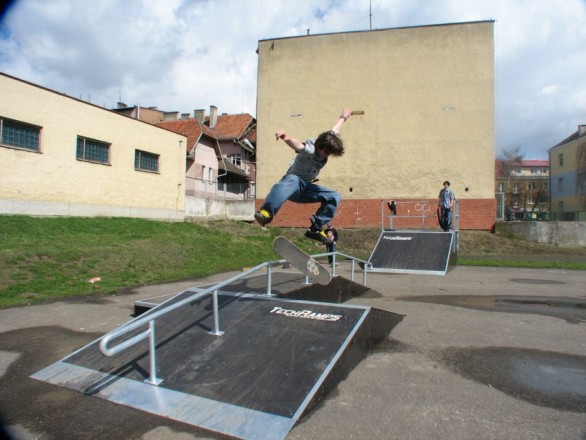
left=273, top=236, right=332, bottom=285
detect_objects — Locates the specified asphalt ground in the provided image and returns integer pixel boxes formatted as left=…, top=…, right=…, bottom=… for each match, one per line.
left=0, top=265, right=585, bottom=440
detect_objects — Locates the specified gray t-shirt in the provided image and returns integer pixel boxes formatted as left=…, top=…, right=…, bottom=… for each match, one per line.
left=286, top=138, right=327, bottom=182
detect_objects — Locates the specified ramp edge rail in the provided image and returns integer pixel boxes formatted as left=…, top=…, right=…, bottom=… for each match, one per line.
left=99, top=252, right=370, bottom=386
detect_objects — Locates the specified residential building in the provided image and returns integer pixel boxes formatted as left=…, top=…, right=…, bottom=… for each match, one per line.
left=495, top=159, right=549, bottom=220
left=111, top=103, right=180, bottom=124
left=155, top=118, right=220, bottom=199
left=156, top=106, right=256, bottom=201
left=548, top=124, right=586, bottom=220
left=256, top=21, right=496, bottom=230
left=0, top=72, right=187, bottom=220
left=199, top=106, right=256, bottom=200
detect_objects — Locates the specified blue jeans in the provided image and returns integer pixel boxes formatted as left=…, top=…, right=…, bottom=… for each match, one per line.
left=439, top=207, right=452, bottom=231
left=262, top=174, right=340, bottom=229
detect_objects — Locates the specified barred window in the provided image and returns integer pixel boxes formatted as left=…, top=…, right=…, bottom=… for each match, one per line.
left=76, top=136, right=110, bottom=164
left=1, top=117, right=41, bottom=152
left=135, top=149, right=159, bottom=172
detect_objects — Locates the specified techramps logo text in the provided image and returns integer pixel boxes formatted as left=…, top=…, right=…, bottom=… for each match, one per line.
left=270, top=306, right=342, bottom=322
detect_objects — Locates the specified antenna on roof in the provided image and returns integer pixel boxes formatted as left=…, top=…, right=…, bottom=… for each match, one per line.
left=369, top=0, right=372, bottom=30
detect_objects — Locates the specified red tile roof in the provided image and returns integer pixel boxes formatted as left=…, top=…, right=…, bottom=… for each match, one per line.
left=495, top=159, right=549, bottom=178
left=156, top=119, right=206, bottom=154
left=519, top=160, right=549, bottom=167
left=208, top=113, right=255, bottom=140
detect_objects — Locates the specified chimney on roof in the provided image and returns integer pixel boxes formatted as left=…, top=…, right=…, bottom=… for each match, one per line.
left=117, top=102, right=127, bottom=109
left=210, top=105, right=218, bottom=128
left=163, top=111, right=179, bottom=121
left=194, top=109, right=205, bottom=123
left=579, top=125, right=586, bottom=136
left=181, top=113, right=191, bottom=119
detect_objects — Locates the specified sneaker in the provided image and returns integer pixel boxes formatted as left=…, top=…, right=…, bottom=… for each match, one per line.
left=304, top=228, right=333, bottom=245
left=254, top=209, right=272, bottom=226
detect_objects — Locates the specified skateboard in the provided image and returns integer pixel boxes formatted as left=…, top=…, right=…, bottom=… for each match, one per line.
left=273, top=236, right=332, bottom=285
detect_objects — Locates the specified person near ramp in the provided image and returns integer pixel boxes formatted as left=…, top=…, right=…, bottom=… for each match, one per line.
left=254, top=108, right=353, bottom=245
left=324, top=222, right=338, bottom=265
left=438, top=180, right=456, bottom=231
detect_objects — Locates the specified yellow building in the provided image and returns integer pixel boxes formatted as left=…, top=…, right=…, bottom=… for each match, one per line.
left=548, top=125, right=586, bottom=219
left=256, top=21, right=495, bottom=230
left=0, top=73, right=187, bottom=220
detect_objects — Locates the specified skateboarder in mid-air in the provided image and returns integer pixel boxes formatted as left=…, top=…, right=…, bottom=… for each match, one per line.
left=255, top=108, right=352, bottom=245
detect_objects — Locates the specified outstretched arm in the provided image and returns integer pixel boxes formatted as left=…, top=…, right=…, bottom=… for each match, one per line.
left=275, top=130, right=305, bottom=152
left=331, top=108, right=352, bottom=134
left=275, top=107, right=352, bottom=150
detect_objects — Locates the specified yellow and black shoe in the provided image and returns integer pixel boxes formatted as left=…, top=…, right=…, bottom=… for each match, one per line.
left=304, top=228, right=333, bottom=245
left=254, top=209, right=272, bottom=226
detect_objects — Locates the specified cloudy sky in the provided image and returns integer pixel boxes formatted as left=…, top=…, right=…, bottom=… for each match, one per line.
left=1, top=0, right=585, bottom=159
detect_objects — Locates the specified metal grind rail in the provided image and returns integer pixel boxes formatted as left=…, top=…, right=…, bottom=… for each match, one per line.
left=99, top=252, right=371, bottom=386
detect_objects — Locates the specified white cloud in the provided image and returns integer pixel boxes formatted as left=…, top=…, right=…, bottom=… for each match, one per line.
left=1, top=0, right=585, bottom=159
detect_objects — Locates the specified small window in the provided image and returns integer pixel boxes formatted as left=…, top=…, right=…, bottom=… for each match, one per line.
left=77, top=136, right=110, bottom=164
left=1, top=117, right=41, bottom=152
left=135, top=149, right=159, bottom=172
left=229, top=153, right=242, bottom=166
left=558, top=177, right=564, bottom=192
left=558, top=153, right=564, bottom=166
left=528, top=182, right=536, bottom=190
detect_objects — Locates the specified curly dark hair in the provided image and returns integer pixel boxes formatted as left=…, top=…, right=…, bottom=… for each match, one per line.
left=315, top=130, right=345, bottom=157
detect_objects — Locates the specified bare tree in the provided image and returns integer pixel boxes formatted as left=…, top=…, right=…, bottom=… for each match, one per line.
left=497, top=146, right=524, bottom=182
left=496, top=146, right=524, bottom=219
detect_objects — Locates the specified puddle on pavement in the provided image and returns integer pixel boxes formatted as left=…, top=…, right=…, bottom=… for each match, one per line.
left=399, top=295, right=586, bottom=324
left=441, top=347, right=586, bottom=412
left=510, top=278, right=565, bottom=285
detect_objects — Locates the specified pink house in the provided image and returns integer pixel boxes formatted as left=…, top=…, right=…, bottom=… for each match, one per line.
left=157, top=106, right=256, bottom=200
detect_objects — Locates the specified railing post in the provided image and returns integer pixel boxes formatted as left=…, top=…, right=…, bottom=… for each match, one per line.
left=209, top=290, right=225, bottom=336
left=266, top=265, right=275, bottom=296
left=144, top=320, right=163, bottom=386
left=331, top=254, right=336, bottom=276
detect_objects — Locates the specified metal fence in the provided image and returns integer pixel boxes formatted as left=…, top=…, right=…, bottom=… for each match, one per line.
left=548, top=211, right=586, bottom=221
left=497, top=192, right=585, bottom=222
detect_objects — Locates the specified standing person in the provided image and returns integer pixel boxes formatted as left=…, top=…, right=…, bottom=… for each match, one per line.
left=324, top=222, right=338, bottom=265
left=254, top=108, right=353, bottom=244
left=438, top=180, right=456, bottom=231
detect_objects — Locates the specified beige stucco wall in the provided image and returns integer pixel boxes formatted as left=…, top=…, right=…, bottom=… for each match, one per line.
left=0, top=74, right=187, bottom=219
left=256, top=21, right=495, bottom=201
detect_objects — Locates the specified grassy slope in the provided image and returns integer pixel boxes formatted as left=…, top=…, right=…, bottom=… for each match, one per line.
left=1, top=216, right=584, bottom=308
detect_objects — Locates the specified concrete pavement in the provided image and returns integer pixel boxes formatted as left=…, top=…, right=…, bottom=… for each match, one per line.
left=0, top=265, right=585, bottom=440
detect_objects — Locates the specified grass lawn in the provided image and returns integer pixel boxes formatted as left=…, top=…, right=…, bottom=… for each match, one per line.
left=1, top=215, right=584, bottom=308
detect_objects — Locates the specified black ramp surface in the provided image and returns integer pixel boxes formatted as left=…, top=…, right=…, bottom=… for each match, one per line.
left=64, top=293, right=365, bottom=416
left=368, top=230, right=454, bottom=275
left=29, top=289, right=407, bottom=440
